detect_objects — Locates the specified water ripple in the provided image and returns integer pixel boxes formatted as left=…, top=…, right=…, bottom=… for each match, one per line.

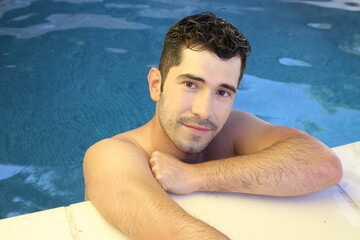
left=138, top=6, right=197, bottom=19
left=12, top=13, right=37, bottom=22
left=0, top=165, right=84, bottom=218
left=307, top=23, right=332, bottom=30
left=0, top=14, right=152, bottom=38
left=339, top=34, right=360, bottom=56
left=105, top=3, right=150, bottom=9
left=105, top=48, right=128, bottom=54
left=0, top=0, right=35, bottom=19
left=279, top=58, right=313, bottom=67
left=282, top=0, right=360, bottom=11
left=54, top=0, right=103, bottom=3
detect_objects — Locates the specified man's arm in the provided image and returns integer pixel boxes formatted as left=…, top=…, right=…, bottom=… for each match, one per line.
left=83, top=138, right=229, bottom=240
left=150, top=111, right=343, bottom=196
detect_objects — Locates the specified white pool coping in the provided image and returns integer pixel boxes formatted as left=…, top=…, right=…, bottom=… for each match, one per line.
left=1, top=142, right=359, bottom=239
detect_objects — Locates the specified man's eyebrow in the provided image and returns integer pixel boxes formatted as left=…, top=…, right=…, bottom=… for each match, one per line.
left=177, top=73, right=205, bottom=82
left=177, top=73, right=237, bottom=93
left=220, top=83, right=237, bottom=94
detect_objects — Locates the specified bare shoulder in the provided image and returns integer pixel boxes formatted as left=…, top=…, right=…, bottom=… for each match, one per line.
left=83, top=136, right=156, bottom=201
left=206, top=110, right=264, bottom=159
left=225, top=110, right=268, bottom=127
left=223, top=110, right=307, bottom=155
left=221, top=110, right=269, bottom=139
left=84, top=136, right=149, bottom=170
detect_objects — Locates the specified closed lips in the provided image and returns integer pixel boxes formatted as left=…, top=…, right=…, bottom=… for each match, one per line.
left=183, top=124, right=212, bottom=131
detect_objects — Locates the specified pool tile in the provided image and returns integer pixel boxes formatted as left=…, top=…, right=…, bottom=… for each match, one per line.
left=69, top=201, right=129, bottom=240
left=66, top=186, right=360, bottom=240
left=333, top=141, right=360, bottom=206
left=0, top=142, right=359, bottom=240
left=171, top=185, right=360, bottom=239
left=0, top=207, right=73, bottom=240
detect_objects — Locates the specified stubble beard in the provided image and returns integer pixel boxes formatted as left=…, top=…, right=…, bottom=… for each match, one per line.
left=158, top=96, right=218, bottom=154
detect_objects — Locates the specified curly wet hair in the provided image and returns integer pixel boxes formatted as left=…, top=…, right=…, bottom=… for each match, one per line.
left=159, top=12, right=251, bottom=91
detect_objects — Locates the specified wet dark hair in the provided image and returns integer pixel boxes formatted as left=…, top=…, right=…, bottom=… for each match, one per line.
left=159, top=12, right=251, bottom=91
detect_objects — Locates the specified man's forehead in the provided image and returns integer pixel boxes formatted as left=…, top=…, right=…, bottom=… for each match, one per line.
left=174, top=48, right=241, bottom=85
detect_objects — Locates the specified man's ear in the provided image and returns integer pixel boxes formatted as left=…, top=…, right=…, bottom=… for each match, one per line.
left=148, top=67, right=162, bottom=102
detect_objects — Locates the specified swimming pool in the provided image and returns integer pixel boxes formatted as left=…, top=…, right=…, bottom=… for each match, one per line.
left=0, top=0, right=359, bottom=219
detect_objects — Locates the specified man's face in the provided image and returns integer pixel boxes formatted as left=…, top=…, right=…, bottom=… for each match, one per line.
left=158, top=48, right=241, bottom=153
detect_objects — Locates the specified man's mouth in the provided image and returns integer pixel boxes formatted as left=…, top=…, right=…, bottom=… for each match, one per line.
left=182, top=124, right=212, bottom=132
left=177, top=117, right=218, bottom=136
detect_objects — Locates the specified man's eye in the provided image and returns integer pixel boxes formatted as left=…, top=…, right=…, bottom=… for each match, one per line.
left=217, top=90, right=230, bottom=97
left=185, top=81, right=196, bottom=88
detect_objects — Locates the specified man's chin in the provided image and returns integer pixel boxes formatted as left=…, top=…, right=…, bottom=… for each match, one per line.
left=175, top=142, right=207, bottom=154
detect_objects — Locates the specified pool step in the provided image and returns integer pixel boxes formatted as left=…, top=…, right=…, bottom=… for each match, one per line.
left=0, top=142, right=359, bottom=240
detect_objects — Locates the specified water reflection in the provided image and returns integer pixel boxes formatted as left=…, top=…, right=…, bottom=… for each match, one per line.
left=278, top=58, right=313, bottom=67
left=138, top=6, right=197, bottom=19
left=307, top=23, right=332, bottom=30
left=308, top=84, right=360, bottom=113
left=54, top=0, right=103, bottom=3
left=339, top=33, right=360, bottom=55
left=283, top=0, right=360, bottom=11
left=12, top=13, right=37, bottom=21
left=0, top=0, right=35, bottom=18
left=105, top=3, right=151, bottom=9
left=0, top=14, right=152, bottom=39
left=105, top=0, right=264, bottom=19
left=0, top=164, right=84, bottom=219
left=104, top=48, right=128, bottom=54
left=235, top=74, right=360, bottom=146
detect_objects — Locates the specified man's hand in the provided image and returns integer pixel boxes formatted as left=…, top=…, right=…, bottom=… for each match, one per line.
left=149, top=151, right=199, bottom=194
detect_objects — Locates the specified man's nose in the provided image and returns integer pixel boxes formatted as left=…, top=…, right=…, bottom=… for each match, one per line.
left=191, top=91, right=213, bottom=119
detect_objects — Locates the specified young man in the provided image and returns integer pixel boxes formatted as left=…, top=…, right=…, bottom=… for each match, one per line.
left=83, top=12, right=342, bottom=240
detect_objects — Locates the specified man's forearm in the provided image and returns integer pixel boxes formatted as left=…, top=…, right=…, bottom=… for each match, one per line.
left=89, top=178, right=229, bottom=240
left=84, top=139, right=230, bottom=240
left=195, top=136, right=342, bottom=196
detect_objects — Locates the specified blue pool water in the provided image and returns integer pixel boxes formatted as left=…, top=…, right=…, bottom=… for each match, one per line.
left=0, top=0, right=359, bottom=219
